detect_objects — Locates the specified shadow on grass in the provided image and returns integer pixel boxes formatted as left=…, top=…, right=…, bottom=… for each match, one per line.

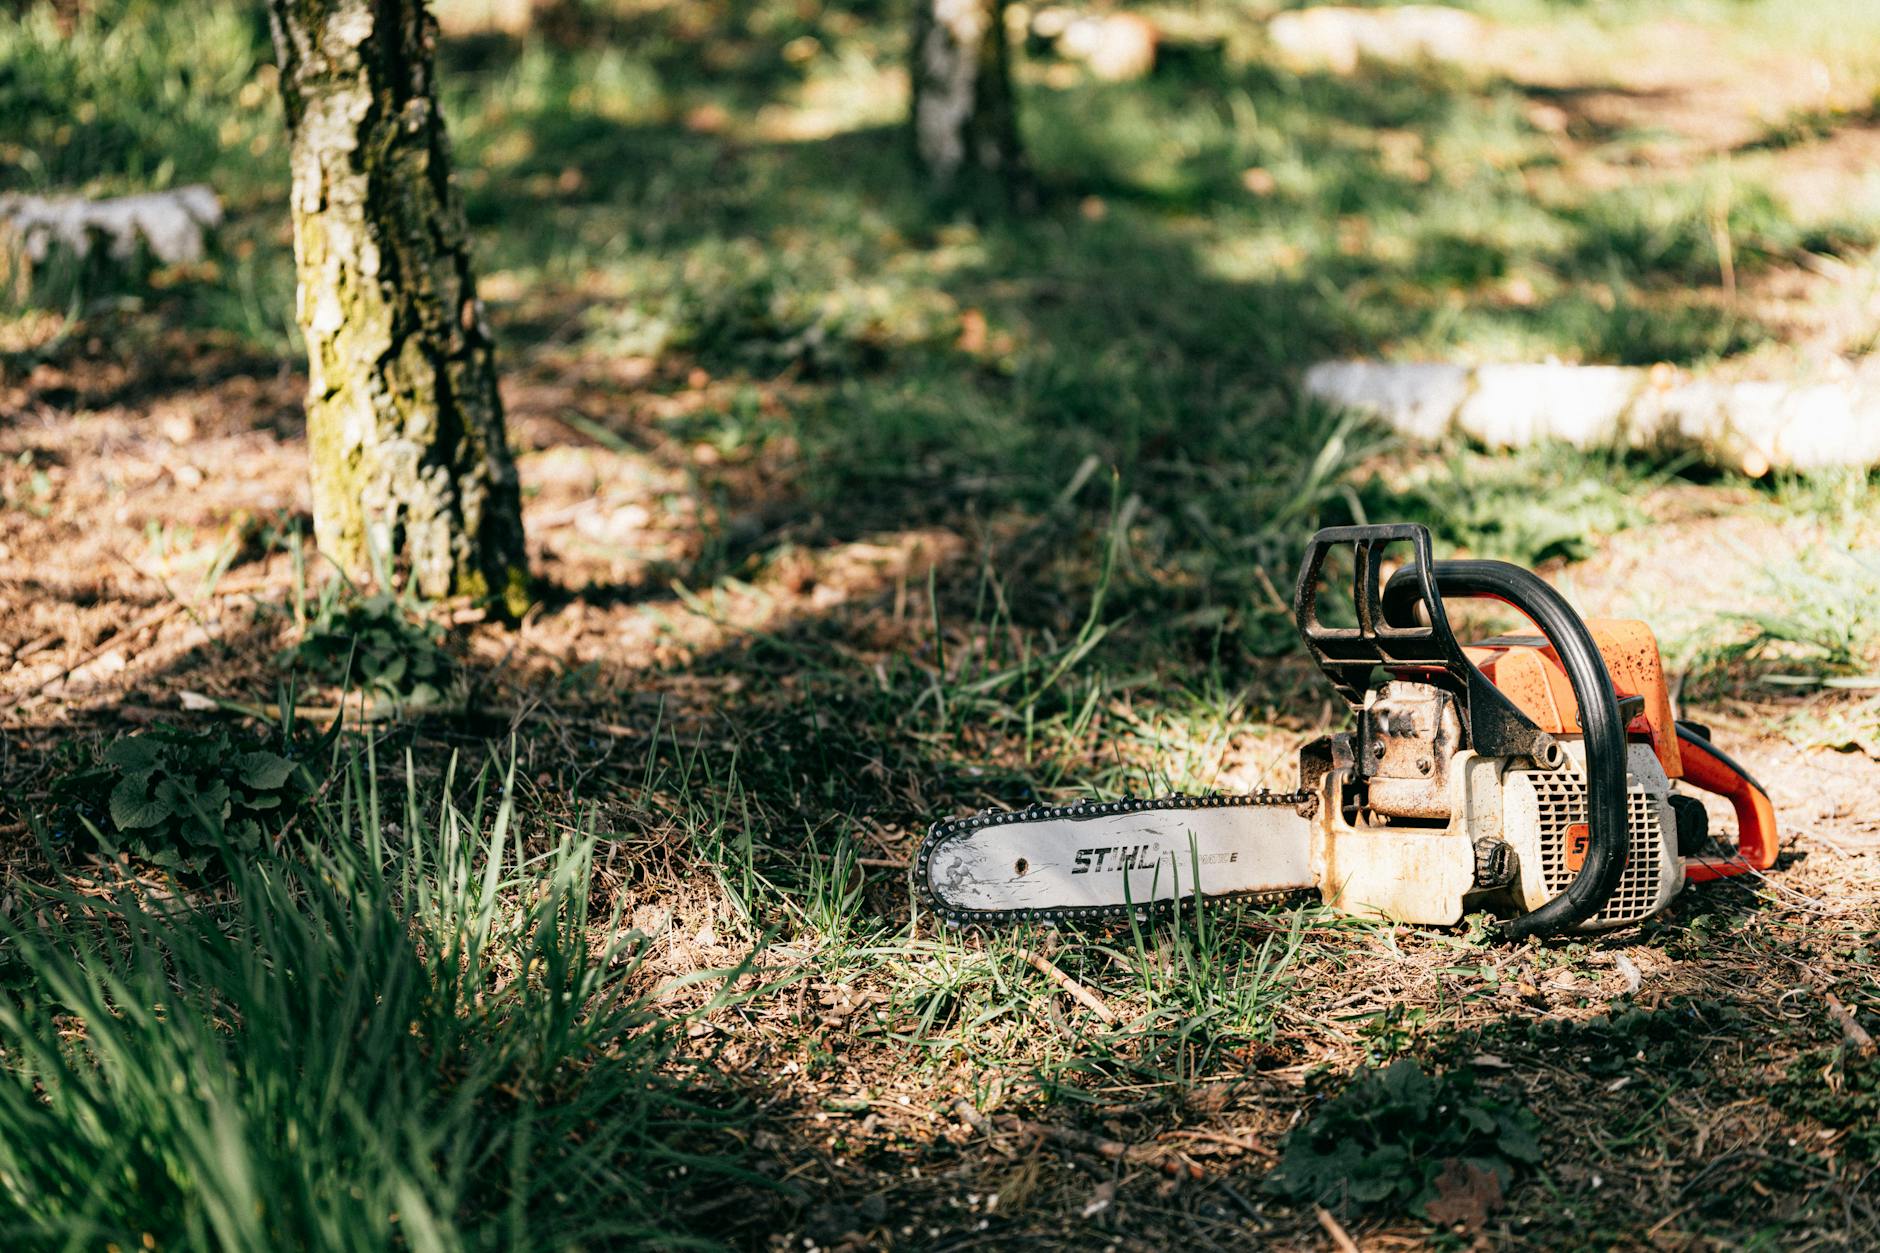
left=11, top=7, right=1875, bottom=1244
left=1407, top=993, right=1876, bottom=1242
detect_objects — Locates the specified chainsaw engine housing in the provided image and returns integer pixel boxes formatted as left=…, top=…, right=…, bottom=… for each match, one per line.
left=1310, top=718, right=1682, bottom=932
left=1501, top=741, right=1682, bottom=930
left=1294, top=523, right=1772, bottom=936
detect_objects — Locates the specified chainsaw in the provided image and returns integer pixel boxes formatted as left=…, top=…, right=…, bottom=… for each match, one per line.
left=918, top=523, right=1779, bottom=939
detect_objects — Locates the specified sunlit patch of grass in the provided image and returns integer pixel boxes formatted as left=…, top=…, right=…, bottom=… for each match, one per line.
left=1689, top=545, right=1880, bottom=693
left=887, top=935, right=1055, bottom=1066
left=1350, top=440, right=1677, bottom=567
left=0, top=0, right=279, bottom=200
left=14, top=0, right=1879, bottom=385
left=1765, top=466, right=1880, bottom=533
left=14, top=0, right=1880, bottom=384
left=881, top=903, right=1315, bottom=1097
left=1113, top=897, right=1313, bottom=1084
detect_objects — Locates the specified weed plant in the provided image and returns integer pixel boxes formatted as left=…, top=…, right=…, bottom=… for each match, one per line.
left=44, top=719, right=325, bottom=873
left=1267, top=1058, right=1542, bottom=1218
left=280, top=591, right=458, bottom=711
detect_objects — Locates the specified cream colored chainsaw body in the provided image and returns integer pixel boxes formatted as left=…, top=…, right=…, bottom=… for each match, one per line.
left=1314, top=739, right=1683, bottom=932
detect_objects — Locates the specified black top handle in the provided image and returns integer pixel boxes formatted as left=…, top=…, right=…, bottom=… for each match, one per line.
left=1379, top=557, right=1631, bottom=940
left=1294, top=524, right=1629, bottom=939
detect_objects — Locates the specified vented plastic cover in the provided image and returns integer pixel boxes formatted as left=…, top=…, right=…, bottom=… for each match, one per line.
left=1503, top=743, right=1680, bottom=931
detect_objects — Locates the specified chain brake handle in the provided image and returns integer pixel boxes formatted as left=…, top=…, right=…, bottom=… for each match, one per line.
left=1675, top=722, right=1778, bottom=878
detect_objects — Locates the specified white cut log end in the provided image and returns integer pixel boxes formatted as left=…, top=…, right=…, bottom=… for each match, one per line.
left=1303, top=359, right=1468, bottom=441
left=1303, top=358, right=1880, bottom=471
left=1268, top=5, right=1486, bottom=75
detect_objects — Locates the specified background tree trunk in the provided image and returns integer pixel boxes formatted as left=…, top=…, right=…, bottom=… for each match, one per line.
left=910, top=0, right=1027, bottom=208
left=268, top=0, right=527, bottom=611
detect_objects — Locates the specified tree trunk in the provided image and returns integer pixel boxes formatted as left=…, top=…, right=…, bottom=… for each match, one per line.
left=910, top=0, right=1027, bottom=209
left=268, top=0, right=527, bottom=611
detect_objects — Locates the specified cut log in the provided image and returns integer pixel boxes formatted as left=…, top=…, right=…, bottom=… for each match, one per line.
left=1268, top=5, right=1486, bottom=75
left=1304, top=358, right=1880, bottom=472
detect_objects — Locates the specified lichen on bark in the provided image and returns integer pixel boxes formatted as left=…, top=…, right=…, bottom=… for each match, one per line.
left=269, top=0, right=527, bottom=610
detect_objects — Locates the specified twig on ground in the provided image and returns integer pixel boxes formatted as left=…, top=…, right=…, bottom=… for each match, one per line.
left=1214, top=1180, right=1263, bottom=1222
left=1097, top=1096, right=1169, bottom=1117
left=1001, top=1115, right=1196, bottom=1178
left=1157, top=1127, right=1279, bottom=1160
left=178, top=689, right=421, bottom=725
left=953, top=1098, right=992, bottom=1135
left=1809, top=832, right=1861, bottom=859
left=804, top=851, right=909, bottom=869
left=4, top=631, right=61, bottom=665
left=955, top=1099, right=1197, bottom=1179
left=1316, top=1205, right=1360, bottom=1253
left=1825, top=992, right=1876, bottom=1057
left=4, top=601, right=182, bottom=709
left=1645, top=1202, right=1698, bottom=1241
left=1021, top=947, right=1118, bottom=1024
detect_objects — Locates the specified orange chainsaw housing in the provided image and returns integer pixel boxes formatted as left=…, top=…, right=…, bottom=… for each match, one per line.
left=1464, top=621, right=1777, bottom=879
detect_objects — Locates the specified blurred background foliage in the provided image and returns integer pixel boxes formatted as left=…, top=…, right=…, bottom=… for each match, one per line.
left=4, top=0, right=1880, bottom=676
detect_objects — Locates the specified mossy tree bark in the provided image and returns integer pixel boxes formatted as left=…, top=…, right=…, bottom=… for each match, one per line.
left=268, top=0, right=527, bottom=610
left=910, top=0, right=1029, bottom=210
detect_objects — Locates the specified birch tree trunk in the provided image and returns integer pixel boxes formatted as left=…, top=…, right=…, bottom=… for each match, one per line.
left=268, top=0, right=528, bottom=611
left=910, top=0, right=1027, bottom=208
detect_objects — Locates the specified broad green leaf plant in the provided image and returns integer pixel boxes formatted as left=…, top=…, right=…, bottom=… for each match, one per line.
left=49, top=722, right=321, bottom=873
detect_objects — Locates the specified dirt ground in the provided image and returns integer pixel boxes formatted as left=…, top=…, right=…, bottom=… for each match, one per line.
left=3, top=327, right=1878, bottom=1249
left=6, top=1, right=1880, bottom=1246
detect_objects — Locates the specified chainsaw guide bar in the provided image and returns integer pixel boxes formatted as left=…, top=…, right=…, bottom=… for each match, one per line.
left=917, top=790, right=1317, bottom=927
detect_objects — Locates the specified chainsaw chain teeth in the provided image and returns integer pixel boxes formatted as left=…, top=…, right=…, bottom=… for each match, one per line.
left=916, top=789, right=1318, bottom=929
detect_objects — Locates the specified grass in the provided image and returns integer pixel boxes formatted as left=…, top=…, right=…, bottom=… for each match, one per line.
left=0, top=747, right=764, bottom=1250
left=3, top=0, right=1880, bottom=1246
left=0, top=1, right=279, bottom=201
left=1707, top=548, right=1880, bottom=685
left=1351, top=439, right=1680, bottom=566
left=1682, top=471, right=1880, bottom=713
left=17, top=0, right=1880, bottom=371
left=1682, top=532, right=1880, bottom=753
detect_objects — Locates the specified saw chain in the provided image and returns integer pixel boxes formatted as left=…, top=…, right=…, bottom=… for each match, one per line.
left=916, top=789, right=1317, bottom=928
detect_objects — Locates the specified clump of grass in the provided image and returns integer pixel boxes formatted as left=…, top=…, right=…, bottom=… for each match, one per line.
left=1767, top=466, right=1880, bottom=531
left=1742, top=98, right=1880, bottom=152
left=574, top=237, right=953, bottom=376
left=0, top=0, right=277, bottom=199
left=0, top=751, right=761, bottom=1249
left=1118, top=895, right=1310, bottom=1083
left=1353, top=441, right=1671, bottom=566
left=1567, top=180, right=1790, bottom=285
left=1689, top=546, right=1880, bottom=692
